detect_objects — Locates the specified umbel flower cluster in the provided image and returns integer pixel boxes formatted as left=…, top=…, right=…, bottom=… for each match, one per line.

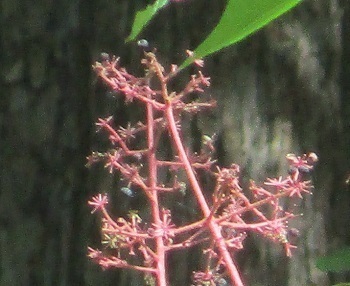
left=86, top=50, right=318, bottom=286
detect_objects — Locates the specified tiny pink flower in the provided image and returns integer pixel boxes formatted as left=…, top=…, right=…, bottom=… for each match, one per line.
left=286, top=153, right=316, bottom=173
left=186, top=50, right=204, bottom=67
left=264, top=176, right=291, bottom=189
left=287, top=180, right=312, bottom=198
left=96, top=116, right=113, bottom=132
left=87, top=246, right=103, bottom=261
left=105, top=151, right=122, bottom=173
left=88, top=193, right=108, bottom=213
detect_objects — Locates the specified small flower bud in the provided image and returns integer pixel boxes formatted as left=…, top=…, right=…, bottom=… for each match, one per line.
left=307, top=152, right=318, bottom=163
left=137, top=39, right=153, bottom=52
left=137, top=39, right=149, bottom=48
left=120, top=187, right=135, bottom=197
left=100, top=52, right=110, bottom=62
left=287, top=228, right=300, bottom=238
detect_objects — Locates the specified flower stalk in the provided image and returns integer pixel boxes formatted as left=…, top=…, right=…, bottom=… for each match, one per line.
left=86, top=50, right=317, bottom=286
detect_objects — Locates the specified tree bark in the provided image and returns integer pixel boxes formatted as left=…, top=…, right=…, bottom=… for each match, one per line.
left=0, top=0, right=349, bottom=285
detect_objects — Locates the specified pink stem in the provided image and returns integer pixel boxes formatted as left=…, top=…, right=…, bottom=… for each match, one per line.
left=146, top=95, right=167, bottom=286
left=165, top=104, right=244, bottom=286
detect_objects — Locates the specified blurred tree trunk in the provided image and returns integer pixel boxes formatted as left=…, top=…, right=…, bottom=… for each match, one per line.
left=0, top=0, right=349, bottom=286
left=0, top=0, right=95, bottom=285
left=205, top=1, right=347, bottom=285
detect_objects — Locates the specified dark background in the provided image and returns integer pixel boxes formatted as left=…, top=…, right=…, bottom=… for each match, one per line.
left=1, top=0, right=349, bottom=285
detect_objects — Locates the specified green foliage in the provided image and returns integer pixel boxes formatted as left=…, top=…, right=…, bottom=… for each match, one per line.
left=316, top=246, right=350, bottom=272
left=181, top=0, right=302, bottom=68
left=126, top=0, right=169, bottom=42
left=127, top=0, right=302, bottom=68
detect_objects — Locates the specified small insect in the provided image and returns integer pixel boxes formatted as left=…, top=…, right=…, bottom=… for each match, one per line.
left=120, top=187, right=135, bottom=197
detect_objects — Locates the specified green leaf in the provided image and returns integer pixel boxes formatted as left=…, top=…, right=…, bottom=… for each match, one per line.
left=181, top=0, right=302, bottom=68
left=126, top=0, right=169, bottom=42
left=316, top=247, right=350, bottom=272
left=332, top=284, right=350, bottom=286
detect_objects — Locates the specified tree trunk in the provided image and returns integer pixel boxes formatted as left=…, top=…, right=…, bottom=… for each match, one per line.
left=0, top=0, right=349, bottom=285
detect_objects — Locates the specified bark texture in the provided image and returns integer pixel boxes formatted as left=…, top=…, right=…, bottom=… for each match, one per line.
left=0, top=0, right=349, bottom=285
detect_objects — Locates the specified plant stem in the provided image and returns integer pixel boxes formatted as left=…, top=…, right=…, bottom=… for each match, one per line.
left=147, top=96, right=167, bottom=286
left=165, top=103, right=244, bottom=286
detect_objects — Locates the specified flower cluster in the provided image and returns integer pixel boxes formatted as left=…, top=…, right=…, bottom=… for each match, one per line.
left=87, top=51, right=317, bottom=286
